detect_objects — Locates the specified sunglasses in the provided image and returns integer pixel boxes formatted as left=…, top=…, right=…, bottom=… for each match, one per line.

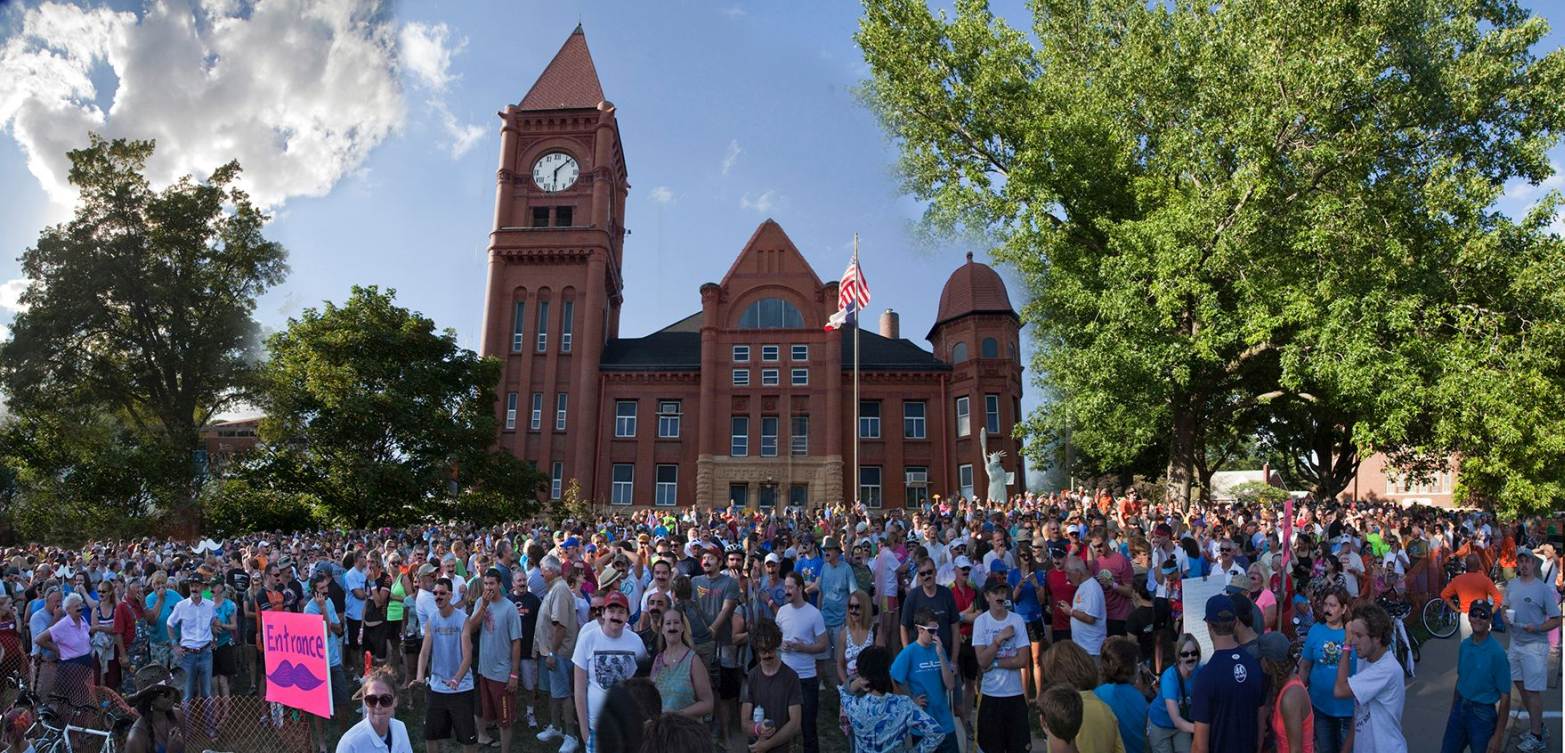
left=363, top=693, right=395, bottom=708
left=919, top=570, right=934, bottom=577
left=1179, top=651, right=1200, bottom=659
left=847, top=604, right=862, bottom=611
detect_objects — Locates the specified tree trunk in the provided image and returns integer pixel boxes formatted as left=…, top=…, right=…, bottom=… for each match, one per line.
left=1167, top=402, right=1196, bottom=512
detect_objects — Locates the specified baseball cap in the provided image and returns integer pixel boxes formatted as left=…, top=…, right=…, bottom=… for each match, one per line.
left=765, top=552, right=782, bottom=565
left=954, top=556, right=973, bottom=570
left=562, top=537, right=580, bottom=549
left=1154, top=523, right=1173, bottom=537
left=602, top=591, right=630, bottom=611
left=1468, top=600, right=1493, bottom=620
left=989, top=561, right=1009, bottom=576
left=822, top=536, right=841, bottom=551
left=1257, top=632, right=1291, bottom=662
left=1048, top=541, right=1069, bottom=559
left=416, top=563, right=438, bottom=578
left=1204, top=594, right=1237, bottom=623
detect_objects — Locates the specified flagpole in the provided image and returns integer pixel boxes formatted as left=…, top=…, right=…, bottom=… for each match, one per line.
left=852, top=233, right=861, bottom=511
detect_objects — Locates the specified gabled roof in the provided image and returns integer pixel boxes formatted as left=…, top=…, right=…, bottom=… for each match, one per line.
left=842, top=327, right=951, bottom=371
left=657, top=312, right=705, bottom=334
left=718, top=220, right=825, bottom=290
left=519, top=25, right=605, bottom=111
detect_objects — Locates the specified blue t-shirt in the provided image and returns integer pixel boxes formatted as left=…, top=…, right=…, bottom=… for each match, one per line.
left=1185, top=557, right=1209, bottom=579
left=1148, top=664, right=1199, bottom=730
left=343, top=567, right=367, bottom=620
left=1007, top=569, right=1045, bottom=623
left=1303, top=623, right=1355, bottom=718
left=144, top=590, right=178, bottom=645
left=1189, top=648, right=1265, bottom=753
left=819, top=560, right=854, bottom=628
left=1094, top=682, right=1149, bottom=753
left=1455, top=634, right=1511, bottom=704
left=890, top=642, right=955, bottom=733
left=303, top=598, right=342, bottom=668
left=795, top=555, right=824, bottom=606
left=212, top=600, right=237, bottom=647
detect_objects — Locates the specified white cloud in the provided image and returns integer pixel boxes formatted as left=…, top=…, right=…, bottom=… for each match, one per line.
left=398, top=22, right=458, bottom=91
left=0, top=278, right=28, bottom=314
left=1500, top=163, right=1564, bottom=206
left=719, top=6, right=747, bottom=18
left=721, top=139, right=742, bottom=175
left=649, top=186, right=674, bottom=204
left=0, top=322, right=9, bottom=343
left=740, top=190, right=781, bottom=213
left=433, top=100, right=484, bottom=158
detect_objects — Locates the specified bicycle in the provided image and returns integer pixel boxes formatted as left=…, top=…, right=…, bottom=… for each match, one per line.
left=1378, top=595, right=1420, bottom=678
left=1421, top=596, right=1460, bottom=639
left=32, top=700, right=135, bottom=753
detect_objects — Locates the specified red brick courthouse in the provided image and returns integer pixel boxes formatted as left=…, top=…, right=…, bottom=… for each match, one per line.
left=478, top=28, right=1025, bottom=509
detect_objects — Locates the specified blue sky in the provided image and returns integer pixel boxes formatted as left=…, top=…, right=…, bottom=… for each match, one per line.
left=1, top=0, right=1561, bottom=431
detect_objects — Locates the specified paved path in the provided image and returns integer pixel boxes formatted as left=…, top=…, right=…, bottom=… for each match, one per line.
left=1403, top=630, right=1561, bottom=752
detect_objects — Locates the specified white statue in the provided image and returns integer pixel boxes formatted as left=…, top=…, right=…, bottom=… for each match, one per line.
left=979, top=427, right=1009, bottom=503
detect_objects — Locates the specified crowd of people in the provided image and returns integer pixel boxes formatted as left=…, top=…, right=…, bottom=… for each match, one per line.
left=0, top=488, right=1560, bottom=753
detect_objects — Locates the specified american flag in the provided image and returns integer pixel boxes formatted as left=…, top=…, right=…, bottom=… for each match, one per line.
left=825, top=253, right=870, bottom=331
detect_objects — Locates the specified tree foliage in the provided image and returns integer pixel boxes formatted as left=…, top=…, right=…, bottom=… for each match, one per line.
left=247, top=286, right=545, bottom=529
left=0, top=135, right=287, bottom=513
left=858, top=0, right=1565, bottom=513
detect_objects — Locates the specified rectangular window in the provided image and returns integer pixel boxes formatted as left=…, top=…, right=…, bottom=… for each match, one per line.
left=760, top=416, right=779, bottom=457
left=903, top=401, right=927, bottom=439
left=532, top=207, right=550, bottom=228
left=859, top=400, right=881, bottom=439
left=732, top=369, right=750, bottom=387
left=729, top=483, right=749, bottom=508
left=789, top=484, right=808, bottom=508
left=986, top=394, right=1001, bottom=435
left=530, top=392, right=543, bottom=430
left=554, top=206, right=573, bottom=227
left=550, top=462, right=563, bottom=500
left=761, top=345, right=780, bottom=362
left=791, top=368, right=808, bottom=386
left=657, top=400, right=681, bottom=438
left=555, top=393, right=568, bottom=431
left=958, top=464, right=974, bottom=500
left=791, top=344, right=808, bottom=361
left=614, top=400, right=637, bottom=437
left=790, top=415, right=809, bottom=455
left=504, top=392, right=518, bottom=430
left=655, top=465, right=678, bottom=507
left=536, top=300, right=550, bottom=352
left=905, top=466, right=929, bottom=508
left=761, top=368, right=780, bottom=387
left=732, top=345, right=750, bottom=363
left=611, top=464, right=634, bottom=505
left=561, top=300, right=574, bottom=353
left=730, top=416, right=749, bottom=457
left=859, top=466, right=883, bottom=509
left=511, top=302, right=525, bottom=353
left=955, top=396, right=971, bottom=437
left=758, top=483, right=777, bottom=508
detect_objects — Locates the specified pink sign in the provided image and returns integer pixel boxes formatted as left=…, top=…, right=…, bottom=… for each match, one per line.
left=261, top=610, right=332, bottom=718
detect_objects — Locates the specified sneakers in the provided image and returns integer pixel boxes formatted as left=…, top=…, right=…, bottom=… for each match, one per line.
left=1518, top=733, right=1546, bottom=753
left=537, top=725, right=562, bottom=742
left=559, top=735, right=581, bottom=753
left=527, top=707, right=539, bottom=729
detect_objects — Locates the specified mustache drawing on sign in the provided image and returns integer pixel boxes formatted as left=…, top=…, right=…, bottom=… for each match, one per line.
left=267, top=660, right=326, bottom=691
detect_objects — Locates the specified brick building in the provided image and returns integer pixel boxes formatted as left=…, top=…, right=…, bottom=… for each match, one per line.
left=477, top=27, right=1024, bottom=508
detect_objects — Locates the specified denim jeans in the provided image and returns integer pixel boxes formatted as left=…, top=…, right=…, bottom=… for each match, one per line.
left=800, top=673, right=819, bottom=753
left=179, top=645, right=213, bottom=699
left=1440, top=699, right=1499, bottom=753
left=1314, top=713, right=1352, bottom=753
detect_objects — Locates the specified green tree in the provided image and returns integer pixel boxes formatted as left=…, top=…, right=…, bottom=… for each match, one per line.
left=857, top=0, right=1565, bottom=511
left=0, top=135, right=287, bottom=515
left=249, top=286, right=545, bottom=528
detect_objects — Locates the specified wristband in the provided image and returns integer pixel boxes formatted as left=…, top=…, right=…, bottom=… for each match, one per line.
left=509, top=673, right=519, bottom=679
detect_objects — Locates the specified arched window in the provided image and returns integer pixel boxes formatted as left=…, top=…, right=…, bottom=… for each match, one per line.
left=951, top=341, right=969, bottom=363
left=739, top=297, right=805, bottom=329
left=980, top=337, right=999, bottom=359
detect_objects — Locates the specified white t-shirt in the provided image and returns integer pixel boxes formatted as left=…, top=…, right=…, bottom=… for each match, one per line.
left=872, top=549, right=900, bottom=603
left=1215, top=561, right=1247, bottom=587
left=1342, top=556, right=1365, bottom=598
left=570, top=625, right=646, bottom=732
left=774, top=601, right=826, bottom=679
left=335, top=717, right=414, bottom=753
left=972, top=609, right=1027, bottom=698
left=1348, top=650, right=1407, bottom=753
left=1071, top=577, right=1107, bottom=656
left=1382, top=550, right=1410, bottom=576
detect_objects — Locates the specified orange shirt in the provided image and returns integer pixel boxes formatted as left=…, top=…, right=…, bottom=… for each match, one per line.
left=1497, top=536, right=1517, bottom=569
left=1440, top=572, right=1503, bottom=612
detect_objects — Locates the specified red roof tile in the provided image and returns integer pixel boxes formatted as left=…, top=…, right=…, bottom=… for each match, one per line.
left=933, top=252, right=1014, bottom=328
left=519, top=25, right=605, bottom=110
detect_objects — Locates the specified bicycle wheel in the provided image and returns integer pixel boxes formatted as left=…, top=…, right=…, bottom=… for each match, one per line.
left=1422, top=598, right=1459, bottom=638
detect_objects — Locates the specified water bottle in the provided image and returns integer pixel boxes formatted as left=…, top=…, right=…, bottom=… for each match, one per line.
left=751, top=706, right=767, bottom=744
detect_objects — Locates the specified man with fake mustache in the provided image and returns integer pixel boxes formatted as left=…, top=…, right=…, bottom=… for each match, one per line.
left=570, top=590, right=646, bottom=753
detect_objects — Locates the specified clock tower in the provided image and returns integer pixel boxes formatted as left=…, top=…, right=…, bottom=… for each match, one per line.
left=479, top=25, right=628, bottom=501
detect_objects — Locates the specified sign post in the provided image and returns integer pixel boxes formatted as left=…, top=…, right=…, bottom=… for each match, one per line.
left=261, top=610, right=333, bottom=719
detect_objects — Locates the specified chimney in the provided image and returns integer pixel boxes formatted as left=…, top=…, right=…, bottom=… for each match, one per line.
left=879, top=308, right=900, bottom=339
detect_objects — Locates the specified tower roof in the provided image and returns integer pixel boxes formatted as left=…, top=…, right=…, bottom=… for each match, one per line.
left=519, top=25, right=605, bottom=110
left=929, top=252, right=1016, bottom=337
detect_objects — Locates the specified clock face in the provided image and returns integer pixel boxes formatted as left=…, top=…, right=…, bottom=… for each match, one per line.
left=532, top=152, right=580, bottom=192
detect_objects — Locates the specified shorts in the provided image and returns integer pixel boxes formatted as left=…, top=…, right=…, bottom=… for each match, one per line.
left=361, top=622, right=389, bottom=660
left=718, top=666, right=742, bottom=700
left=695, top=641, right=719, bottom=688
left=1024, top=618, right=1047, bottom=643
left=977, top=694, right=1031, bottom=753
left=821, top=624, right=841, bottom=662
left=478, top=676, right=515, bottom=725
left=345, top=618, right=362, bottom=650
left=425, top=689, right=478, bottom=744
left=957, top=644, right=979, bottom=681
left=519, top=657, right=538, bottom=691
left=213, top=644, right=237, bottom=677
left=1107, top=618, right=1127, bottom=637
left=1508, top=640, right=1548, bottom=692
left=543, top=655, right=572, bottom=700
left=1051, top=626, right=1072, bottom=644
